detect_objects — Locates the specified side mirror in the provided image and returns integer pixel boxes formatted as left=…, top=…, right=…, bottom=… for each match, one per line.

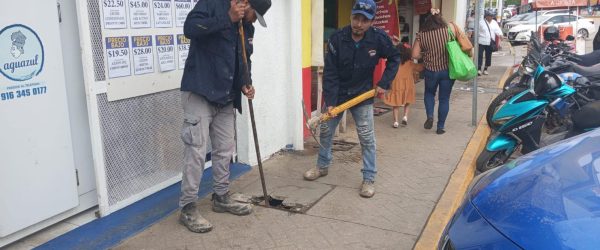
left=566, top=35, right=575, bottom=41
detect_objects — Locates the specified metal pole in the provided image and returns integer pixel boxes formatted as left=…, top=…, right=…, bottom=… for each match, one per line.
left=472, top=0, right=482, bottom=126
left=238, top=21, right=269, bottom=207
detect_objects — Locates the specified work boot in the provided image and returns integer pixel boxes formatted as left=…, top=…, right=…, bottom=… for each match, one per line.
left=179, top=202, right=213, bottom=233
left=303, top=167, right=328, bottom=181
left=359, top=180, right=375, bottom=198
left=212, top=192, right=253, bottom=215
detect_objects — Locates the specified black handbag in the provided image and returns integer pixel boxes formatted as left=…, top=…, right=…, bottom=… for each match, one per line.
left=485, top=21, right=498, bottom=52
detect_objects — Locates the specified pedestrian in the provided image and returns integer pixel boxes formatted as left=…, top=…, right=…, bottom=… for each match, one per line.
left=411, top=8, right=460, bottom=135
left=477, top=10, right=503, bottom=75
left=384, top=44, right=423, bottom=128
left=466, top=10, right=475, bottom=44
left=303, top=0, right=401, bottom=198
left=178, top=0, right=271, bottom=234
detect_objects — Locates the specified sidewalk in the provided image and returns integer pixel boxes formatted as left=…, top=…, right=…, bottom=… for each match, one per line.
left=114, top=51, right=516, bottom=250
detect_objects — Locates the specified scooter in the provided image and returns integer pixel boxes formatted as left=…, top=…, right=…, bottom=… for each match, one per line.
left=477, top=66, right=600, bottom=172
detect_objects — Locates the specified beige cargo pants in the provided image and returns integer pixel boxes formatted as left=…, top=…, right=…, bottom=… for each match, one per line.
left=179, top=91, right=235, bottom=207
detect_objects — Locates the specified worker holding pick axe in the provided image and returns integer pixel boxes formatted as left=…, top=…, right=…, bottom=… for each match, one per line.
left=178, top=0, right=271, bottom=233
left=303, top=0, right=400, bottom=198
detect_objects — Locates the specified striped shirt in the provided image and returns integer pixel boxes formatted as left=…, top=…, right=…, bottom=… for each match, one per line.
left=416, top=27, right=450, bottom=72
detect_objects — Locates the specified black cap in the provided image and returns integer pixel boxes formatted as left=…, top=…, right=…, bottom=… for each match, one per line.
left=248, top=0, right=271, bottom=27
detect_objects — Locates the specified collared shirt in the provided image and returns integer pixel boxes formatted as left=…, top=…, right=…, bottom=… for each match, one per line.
left=323, top=26, right=401, bottom=107
left=180, top=0, right=254, bottom=113
left=478, top=19, right=503, bottom=46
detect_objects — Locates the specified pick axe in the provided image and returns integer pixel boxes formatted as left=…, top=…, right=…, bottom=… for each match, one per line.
left=305, top=89, right=377, bottom=144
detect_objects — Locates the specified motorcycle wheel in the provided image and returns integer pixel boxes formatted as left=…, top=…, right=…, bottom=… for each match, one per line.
left=486, top=87, right=527, bottom=130
left=502, top=73, right=530, bottom=91
left=476, top=148, right=514, bottom=173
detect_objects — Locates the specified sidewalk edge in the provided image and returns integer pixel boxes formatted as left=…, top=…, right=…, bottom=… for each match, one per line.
left=413, top=67, right=512, bottom=250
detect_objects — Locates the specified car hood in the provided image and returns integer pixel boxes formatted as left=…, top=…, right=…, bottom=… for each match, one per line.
left=509, top=24, right=535, bottom=32
left=470, top=129, right=600, bottom=250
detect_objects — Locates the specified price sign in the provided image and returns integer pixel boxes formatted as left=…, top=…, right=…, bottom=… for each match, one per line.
left=128, top=0, right=151, bottom=28
left=102, top=0, right=127, bottom=29
left=156, top=35, right=175, bottom=72
left=106, top=36, right=132, bottom=78
left=132, top=36, right=154, bottom=75
left=153, top=0, right=173, bottom=28
left=176, top=34, right=190, bottom=70
left=174, top=0, right=193, bottom=27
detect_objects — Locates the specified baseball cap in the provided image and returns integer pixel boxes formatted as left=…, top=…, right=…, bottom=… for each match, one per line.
left=352, top=0, right=377, bottom=20
left=248, top=0, right=272, bottom=27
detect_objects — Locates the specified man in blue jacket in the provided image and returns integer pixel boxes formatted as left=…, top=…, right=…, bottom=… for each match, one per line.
left=179, top=0, right=270, bottom=233
left=303, top=0, right=400, bottom=198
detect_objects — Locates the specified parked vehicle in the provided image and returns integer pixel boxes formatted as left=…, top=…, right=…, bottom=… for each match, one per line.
left=440, top=129, right=600, bottom=249
left=477, top=65, right=600, bottom=172
left=503, top=10, right=573, bottom=35
left=508, top=13, right=595, bottom=43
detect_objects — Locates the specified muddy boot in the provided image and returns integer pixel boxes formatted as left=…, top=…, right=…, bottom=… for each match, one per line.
left=179, top=202, right=213, bottom=233
left=303, top=167, right=328, bottom=181
left=212, top=192, right=253, bottom=215
left=359, top=180, right=375, bottom=198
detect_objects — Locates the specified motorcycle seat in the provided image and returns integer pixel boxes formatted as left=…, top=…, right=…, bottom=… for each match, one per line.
left=569, top=62, right=600, bottom=79
left=567, top=50, right=600, bottom=67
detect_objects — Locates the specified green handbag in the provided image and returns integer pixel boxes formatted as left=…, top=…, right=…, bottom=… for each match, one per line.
left=447, top=27, right=477, bottom=81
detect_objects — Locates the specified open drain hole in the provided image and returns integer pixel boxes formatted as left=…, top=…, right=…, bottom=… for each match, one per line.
left=250, top=195, right=305, bottom=213
left=374, top=106, right=392, bottom=116
left=313, top=140, right=357, bottom=151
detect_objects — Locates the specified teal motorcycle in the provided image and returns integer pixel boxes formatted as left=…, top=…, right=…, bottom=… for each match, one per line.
left=476, top=63, right=600, bottom=172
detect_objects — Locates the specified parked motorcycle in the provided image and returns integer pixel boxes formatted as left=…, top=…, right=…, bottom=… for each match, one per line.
left=477, top=65, right=600, bottom=172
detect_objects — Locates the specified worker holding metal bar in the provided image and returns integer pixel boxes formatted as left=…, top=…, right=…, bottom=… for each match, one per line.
left=178, top=0, right=271, bottom=234
left=303, top=0, right=401, bottom=198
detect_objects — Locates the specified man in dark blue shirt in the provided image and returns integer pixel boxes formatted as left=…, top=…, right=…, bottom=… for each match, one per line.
left=179, top=0, right=270, bottom=234
left=303, top=0, right=400, bottom=198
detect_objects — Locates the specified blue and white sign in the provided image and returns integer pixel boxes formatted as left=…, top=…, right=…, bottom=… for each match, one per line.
left=106, top=36, right=132, bottom=78
left=0, top=24, right=44, bottom=82
left=156, top=35, right=175, bottom=72
left=132, top=35, right=154, bottom=75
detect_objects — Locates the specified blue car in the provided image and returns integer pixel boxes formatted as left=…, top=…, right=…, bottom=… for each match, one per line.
left=440, top=129, right=600, bottom=249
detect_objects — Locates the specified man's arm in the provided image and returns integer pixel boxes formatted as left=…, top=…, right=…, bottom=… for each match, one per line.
left=376, top=34, right=401, bottom=90
left=322, top=38, right=341, bottom=109
left=184, top=0, right=243, bottom=39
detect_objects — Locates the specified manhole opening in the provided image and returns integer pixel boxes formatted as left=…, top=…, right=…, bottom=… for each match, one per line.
left=250, top=195, right=306, bottom=214
left=312, top=140, right=357, bottom=151
left=374, top=106, right=391, bottom=116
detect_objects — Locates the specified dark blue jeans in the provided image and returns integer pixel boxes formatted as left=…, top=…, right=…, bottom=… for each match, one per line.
left=424, top=69, right=455, bottom=129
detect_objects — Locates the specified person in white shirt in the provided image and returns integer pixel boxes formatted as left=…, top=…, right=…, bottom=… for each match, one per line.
left=477, top=10, right=503, bottom=75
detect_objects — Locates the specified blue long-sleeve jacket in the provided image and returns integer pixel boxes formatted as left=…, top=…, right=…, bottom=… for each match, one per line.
left=180, top=0, right=254, bottom=113
left=323, top=26, right=400, bottom=107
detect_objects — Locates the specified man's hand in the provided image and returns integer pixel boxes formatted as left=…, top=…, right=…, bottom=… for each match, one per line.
left=242, top=84, right=255, bottom=99
left=229, top=0, right=247, bottom=23
left=326, top=106, right=337, bottom=117
left=376, top=86, right=386, bottom=96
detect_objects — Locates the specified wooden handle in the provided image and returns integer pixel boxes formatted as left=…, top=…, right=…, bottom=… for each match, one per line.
left=320, top=89, right=377, bottom=122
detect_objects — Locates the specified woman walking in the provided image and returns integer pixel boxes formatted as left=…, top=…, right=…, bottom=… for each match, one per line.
left=477, top=10, right=503, bottom=75
left=384, top=44, right=423, bottom=128
left=412, top=9, right=459, bottom=135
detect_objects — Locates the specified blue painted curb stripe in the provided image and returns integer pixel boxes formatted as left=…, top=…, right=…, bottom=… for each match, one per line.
left=35, top=163, right=251, bottom=250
